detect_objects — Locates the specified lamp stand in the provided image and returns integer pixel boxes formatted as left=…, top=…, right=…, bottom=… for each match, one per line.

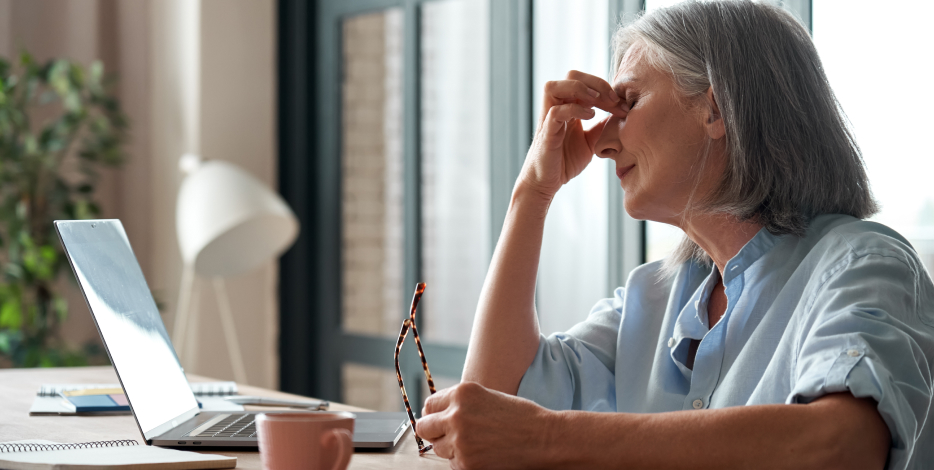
left=172, top=264, right=196, bottom=361
left=213, top=278, right=249, bottom=385
left=172, top=264, right=249, bottom=385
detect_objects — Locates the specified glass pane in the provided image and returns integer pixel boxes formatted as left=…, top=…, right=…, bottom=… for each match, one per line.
left=533, top=0, right=610, bottom=335
left=813, top=0, right=934, bottom=273
left=342, top=362, right=403, bottom=412
left=646, top=222, right=683, bottom=263
left=420, top=0, right=491, bottom=345
left=341, top=9, right=406, bottom=338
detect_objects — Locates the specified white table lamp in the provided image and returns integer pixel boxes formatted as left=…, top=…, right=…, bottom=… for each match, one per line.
left=172, top=154, right=299, bottom=384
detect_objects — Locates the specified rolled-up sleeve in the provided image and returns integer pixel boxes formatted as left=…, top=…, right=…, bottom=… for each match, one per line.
left=787, top=250, right=934, bottom=470
left=516, top=287, right=623, bottom=412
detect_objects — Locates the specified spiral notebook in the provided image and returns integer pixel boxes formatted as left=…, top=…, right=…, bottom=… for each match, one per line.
left=0, top=439, right=236, bottom=470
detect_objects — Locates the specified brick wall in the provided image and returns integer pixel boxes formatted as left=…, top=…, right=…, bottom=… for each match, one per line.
left=340, top=9, right=405, bottom=412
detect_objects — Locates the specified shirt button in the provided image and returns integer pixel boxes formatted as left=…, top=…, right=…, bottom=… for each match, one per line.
left=667, top=337, right=675, bottom=348
left=694, top=300, right=700, bottom=310
left=731, top=265, right=739, bottom=271
left=692, top=399, right=704, bottom=409
left=847, top=349, right=860, bottom=357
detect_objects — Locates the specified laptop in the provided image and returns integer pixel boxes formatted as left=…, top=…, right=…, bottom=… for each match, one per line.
left=55, top=219, right=410, bottom=449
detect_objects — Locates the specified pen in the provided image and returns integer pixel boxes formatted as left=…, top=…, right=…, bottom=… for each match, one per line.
left=223, top=396, right=329, bottom=410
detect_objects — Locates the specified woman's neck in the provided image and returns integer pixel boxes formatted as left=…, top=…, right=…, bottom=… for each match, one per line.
left=680, top=214, right=763, bottom=276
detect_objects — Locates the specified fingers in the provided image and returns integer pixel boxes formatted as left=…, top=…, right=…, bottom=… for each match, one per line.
left=416, top=410, right=446, bottom=441
left=537, top=104, right=594, bottom=150
left=543, top=79, right=604, bottom=106
left=417, top=388, right=468, bottom=446
left=418, top=385, right=457, bottom=441
left=563, top=70, right=627, bottom=117
left=422, top=385, right=456, bottom=416
left=566, top=69, right=619, bottom=103
left=428, top=434, right=454, bottom=460
left=547, top=103, right=596, bottom=128
left=584, top=115, right=611, bottom=149
left=540, top=79, right=627, bottom=124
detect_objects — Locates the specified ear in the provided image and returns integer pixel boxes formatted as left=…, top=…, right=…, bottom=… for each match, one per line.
left=704, top=87, right=726, bottom=140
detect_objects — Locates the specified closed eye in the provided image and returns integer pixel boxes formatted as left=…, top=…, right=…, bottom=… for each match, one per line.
left=625, top=93, right=640, bottom=109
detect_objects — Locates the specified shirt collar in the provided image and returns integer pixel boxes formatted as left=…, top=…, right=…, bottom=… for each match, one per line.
left=668, top=228, right=779, bottom=372
left=721, top=227, right=779, bottom=284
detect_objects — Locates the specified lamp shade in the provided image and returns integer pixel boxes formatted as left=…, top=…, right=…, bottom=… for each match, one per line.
left=176, top=159, right=299, bottom=277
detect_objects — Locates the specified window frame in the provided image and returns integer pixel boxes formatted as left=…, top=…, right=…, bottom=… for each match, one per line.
left=278, top=0, right=661, bottom=403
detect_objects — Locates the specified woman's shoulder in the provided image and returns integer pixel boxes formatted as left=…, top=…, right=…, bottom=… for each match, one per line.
left=625, top=259, right=674, bottom=289
left=805, top=214, right=921, bottom=270
left=621, top=214, right=927, bottom=298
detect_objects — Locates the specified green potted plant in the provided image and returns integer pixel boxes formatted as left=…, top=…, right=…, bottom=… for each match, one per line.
left=0, top=52, right=127, bottom=367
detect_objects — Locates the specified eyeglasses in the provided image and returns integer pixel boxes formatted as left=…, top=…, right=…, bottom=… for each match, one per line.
left=394, top=282, right=437, bottom=454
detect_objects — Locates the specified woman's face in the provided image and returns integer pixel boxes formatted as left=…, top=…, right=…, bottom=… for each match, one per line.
left=594, top=44, right=726, bottom=226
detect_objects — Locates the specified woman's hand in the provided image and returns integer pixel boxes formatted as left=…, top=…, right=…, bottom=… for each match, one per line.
left=519, top=70, right=628, bottom=200
left=417, top=382, right=558, bottom=470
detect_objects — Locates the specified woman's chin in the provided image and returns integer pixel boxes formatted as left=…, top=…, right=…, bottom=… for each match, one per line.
left=622, top=196, right=650, bottom=221
left=623, top=199, right=679, bottom=226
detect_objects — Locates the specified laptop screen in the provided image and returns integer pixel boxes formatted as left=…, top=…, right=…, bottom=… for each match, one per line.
left=55, top=220, right=199, bottom=439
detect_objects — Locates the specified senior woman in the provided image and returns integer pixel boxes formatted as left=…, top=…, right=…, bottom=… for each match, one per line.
left=417, top=1, right=934, bottom=469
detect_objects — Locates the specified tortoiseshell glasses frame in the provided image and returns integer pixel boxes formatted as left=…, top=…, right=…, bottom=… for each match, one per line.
left=394, top=282, right=437, bottom=455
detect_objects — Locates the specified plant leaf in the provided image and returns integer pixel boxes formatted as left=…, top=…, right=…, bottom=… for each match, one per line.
left=0, top=297, right=22, bottom=330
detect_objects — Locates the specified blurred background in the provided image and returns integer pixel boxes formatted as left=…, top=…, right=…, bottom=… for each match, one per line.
left=0, top=0, right=278, bottom=387
left=0, top=0, right=930, bottom=413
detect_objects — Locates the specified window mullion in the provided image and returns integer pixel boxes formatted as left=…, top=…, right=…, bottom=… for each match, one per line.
left=489, top=0, right=533, bottom=252
left=403, top=1, right=423, bottom=318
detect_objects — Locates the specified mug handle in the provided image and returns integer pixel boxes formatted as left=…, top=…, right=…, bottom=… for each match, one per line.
left=321, top=428, right=354, bottom=470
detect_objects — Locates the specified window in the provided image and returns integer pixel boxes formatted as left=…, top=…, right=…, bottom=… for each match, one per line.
left=334, top=1, right=493, bottom=411
left=339, top=8, right=406, bottom=413
left=420, top=0, right=492, bottom=346
left=340, top=8, right=405, bottom=341
left=279, top=0, right=645, bottom=403
left=813, top=0, right=934, bottom=273
left=533, top=0, right=612, bottom=334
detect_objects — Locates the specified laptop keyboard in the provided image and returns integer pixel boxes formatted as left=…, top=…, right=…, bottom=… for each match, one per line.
left=195, top=414, right=256, bottom=438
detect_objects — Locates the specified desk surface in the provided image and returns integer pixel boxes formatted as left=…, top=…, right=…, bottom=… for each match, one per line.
left=0, top=367, right=450, bottom=469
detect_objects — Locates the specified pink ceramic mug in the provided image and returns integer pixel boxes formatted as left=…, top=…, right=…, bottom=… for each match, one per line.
left=256, top=411, right=355, bottom=470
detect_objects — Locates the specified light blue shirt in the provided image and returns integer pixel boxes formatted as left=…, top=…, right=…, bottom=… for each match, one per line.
left=518, top=214, right=934, bottom=469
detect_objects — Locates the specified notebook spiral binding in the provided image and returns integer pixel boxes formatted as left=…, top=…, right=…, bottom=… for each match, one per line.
left=36, top=384, right=114, bottom=398
left=36, top=382, right=238, bottom=398
left=0, top=440, right=138, bottom=453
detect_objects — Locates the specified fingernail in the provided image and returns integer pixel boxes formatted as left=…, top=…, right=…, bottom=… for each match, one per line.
left=611, top=92, right=621, bottom=103
left=587, top=88, right=600, bottom=99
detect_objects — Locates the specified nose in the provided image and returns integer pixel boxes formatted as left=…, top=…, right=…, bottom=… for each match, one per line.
left=594, top=115, right=623, bottom=160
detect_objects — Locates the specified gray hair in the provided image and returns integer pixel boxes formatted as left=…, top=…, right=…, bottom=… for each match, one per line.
left=612, top=0, right=878, bottom=271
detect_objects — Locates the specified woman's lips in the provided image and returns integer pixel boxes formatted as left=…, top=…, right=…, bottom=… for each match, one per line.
left=616, top=165, right=635, bottom=180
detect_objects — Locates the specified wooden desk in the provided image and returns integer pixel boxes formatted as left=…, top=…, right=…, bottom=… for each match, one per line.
left=0, top=367, right=450, bottom=469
